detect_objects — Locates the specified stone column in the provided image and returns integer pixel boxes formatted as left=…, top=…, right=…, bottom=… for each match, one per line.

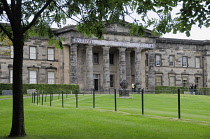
left=78, top=46, right=84, bottom=89
left=135, top=47, right=142, bottom=89
left=103, top=46, right=110, bottom=91
left=70, top=44, right=78, bottom=84
left=119, top=47, right=127, bottom=82
left=126, top=50, right=132, bottom=89
left=86, top=46, right=93, bottom=90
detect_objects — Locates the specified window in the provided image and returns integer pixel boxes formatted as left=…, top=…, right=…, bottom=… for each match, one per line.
left=29, top=70, right=37, bottom=83
left=155, top=76, right=162, bottom=86
left=48, top=48, right=54, bottom=60
left=109, top=54, right=114, bottom=64
left=182, top=77, right=188, bottom=87
left=195, top=57, right=201, bottom=68
left=182, top=56, right=188, bottom=67
left=48, top=71, right=55, bottom=84
left=155, top=55, right=161, bottom=66
left=145, top=54, right=148, bottom=66
left=169, top=76, right=175, bottom=86
left=10, top=69, right=13, bottom=83
left=169, top=55, right=174, bottom=67
left=93, top=53, right=99, bottom=64
left=110, top=75, right=114, bottom=87
left=30, top=46, right=36, bottom=59
left=195, top=77, right=201, bottom=87
left=10, top=46, right=14, bottom=58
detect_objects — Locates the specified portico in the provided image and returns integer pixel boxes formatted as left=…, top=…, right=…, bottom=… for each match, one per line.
left=69, top=37, right=155, bottom=92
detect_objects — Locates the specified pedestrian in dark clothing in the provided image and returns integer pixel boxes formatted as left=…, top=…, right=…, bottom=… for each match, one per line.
left=194, top=84, right=197, bottom=95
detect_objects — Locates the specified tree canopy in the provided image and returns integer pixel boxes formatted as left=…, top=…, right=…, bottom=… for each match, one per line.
left=0, top=0, right=209, bottom=137
left=1, top=0, right=209, bottom=40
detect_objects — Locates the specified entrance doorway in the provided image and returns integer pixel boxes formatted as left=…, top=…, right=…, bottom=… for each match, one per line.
left=93, top=74, right=100, bottom=91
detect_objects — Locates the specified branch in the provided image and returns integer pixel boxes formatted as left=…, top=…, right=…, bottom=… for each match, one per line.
left=53, top=1, right=80, bottom=23
left=23, top=0, right=54, bottom=32
left=0, top=24, right=13, bottom=40
left=1, top=0, right=13, bottom=21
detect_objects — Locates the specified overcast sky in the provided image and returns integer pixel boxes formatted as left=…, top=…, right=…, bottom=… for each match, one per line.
left=63, top=10, right=210, bottom=41
left=161, top=26, right=210, bottom=40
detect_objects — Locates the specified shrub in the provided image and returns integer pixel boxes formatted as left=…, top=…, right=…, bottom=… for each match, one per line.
left=0, top=83, right=79, bottom=95
left=155, top=86, right=189, bottom=94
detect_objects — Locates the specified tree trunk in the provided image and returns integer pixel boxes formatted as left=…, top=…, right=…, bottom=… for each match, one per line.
left=9, top=33, right=26, bottom=137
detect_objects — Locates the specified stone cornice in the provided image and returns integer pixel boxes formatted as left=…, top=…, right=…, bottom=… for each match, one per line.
left=157, top=38, right=210, bottom=45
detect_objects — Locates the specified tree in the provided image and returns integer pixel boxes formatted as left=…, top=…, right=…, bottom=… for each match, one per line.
left=0, top=0, right=209, bottom=137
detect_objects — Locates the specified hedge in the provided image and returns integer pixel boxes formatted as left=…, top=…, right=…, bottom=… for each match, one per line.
left=155, top=86, right=190, bottom=94
left=0, top=83, right=79, bottom=95
left=155, top=86, right=210, bottom=95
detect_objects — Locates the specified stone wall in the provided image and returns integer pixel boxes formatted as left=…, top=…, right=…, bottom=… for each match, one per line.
left=0, top=38, right=62, bottom=84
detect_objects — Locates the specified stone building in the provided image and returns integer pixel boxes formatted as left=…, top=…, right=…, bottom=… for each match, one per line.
left=0, top=24, right=210, bottom=92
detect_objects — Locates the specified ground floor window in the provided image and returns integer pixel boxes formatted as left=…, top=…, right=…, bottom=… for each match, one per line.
left=48, top=71, right=55, bottom=84
left=29, top=70, right=37, bottom=84
left=156, top=76, right=162, bottom=86
left=169, top=76, right=175, bottom=86
left=182, top=77, right=188, bottom=87
left=195, top=77, right=201, bottom=87
left=93, top=74, right=100, bottom=91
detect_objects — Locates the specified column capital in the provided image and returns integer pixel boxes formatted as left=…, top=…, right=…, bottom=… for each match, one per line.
left=135, top=47, right=142, bottom=51
left=71, top=44, right=78, bottom=47
left=118, top=47, right=127, bottom=51
left=126, top=49, right=132, bottom=53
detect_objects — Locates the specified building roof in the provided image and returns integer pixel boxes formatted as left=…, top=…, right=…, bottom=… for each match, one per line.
left=157, top=38, right=210, bottom=46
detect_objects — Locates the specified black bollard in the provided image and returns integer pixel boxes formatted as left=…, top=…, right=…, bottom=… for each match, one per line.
left=32, top=92, right=34, bottom=103
left=62, top=91, right=64, bottom=108
left=93, top=88, right=95, bottom=108
left=42, top=91, right=44, bottom=105
left=37, top=91, right=39, bottom=105
left=75, top=90, right=78, bottom=108
left=34, top=92, right=36, bottom=103
left=50, top=93, right=52, bottom=107
left=178, top=89, right=181, bottom=119
left=141, top=88, right=144, bottom=115
left=114, top=89, right=117, bottom=111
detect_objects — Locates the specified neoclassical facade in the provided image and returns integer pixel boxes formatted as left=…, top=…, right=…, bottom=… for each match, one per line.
left=0, top=24, right=210, bottom=92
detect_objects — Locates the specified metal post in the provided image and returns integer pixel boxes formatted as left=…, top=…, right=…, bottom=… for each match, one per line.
left=45, top=92, right=47, bottom=102
left=93, top=88, right=95, bottom=108
left=178, top=89, right=181, bottom=119
left=34, top=92, right=36, bottom=103
left=50, top=93, right=52, bottom=107
left=141, top=88, right=144, bottom=115
left=42, top=91, right=44, bottom=105
left=37, top=91, right=39, bottom=105
left=114, top=89, right=117, bottom=111
left=75, top=90, right=78, bottom=108
left=32, top=92, right=34, bottom=103
left=62, top=91, right=64, bottom=108
left=39, top=92, right=41, bottom=103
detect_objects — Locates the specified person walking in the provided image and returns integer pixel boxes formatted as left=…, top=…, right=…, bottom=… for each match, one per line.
left=132, top=83, right=135, bottom=92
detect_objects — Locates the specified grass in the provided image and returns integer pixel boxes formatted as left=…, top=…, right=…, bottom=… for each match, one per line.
left=0, top=94, right=210, bottom=139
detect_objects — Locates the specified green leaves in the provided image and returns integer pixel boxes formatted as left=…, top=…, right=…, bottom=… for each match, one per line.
left=0, top=0, right=209, bottom=41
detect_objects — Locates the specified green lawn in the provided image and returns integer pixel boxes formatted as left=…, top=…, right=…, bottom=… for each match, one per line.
left=0, top=94, right=210, bottom=139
